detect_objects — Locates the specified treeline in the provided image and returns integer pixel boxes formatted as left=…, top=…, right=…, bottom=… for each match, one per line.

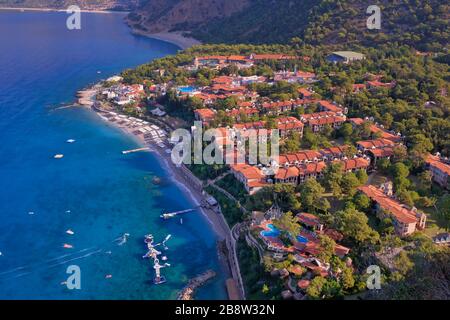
left=187, top=0, right=448, bottom=52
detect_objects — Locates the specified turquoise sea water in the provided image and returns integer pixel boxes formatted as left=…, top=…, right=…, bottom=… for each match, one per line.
left=0, top=10, right=227, bottom=299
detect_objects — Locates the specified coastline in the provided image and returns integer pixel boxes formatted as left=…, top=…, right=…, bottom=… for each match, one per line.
left=76, top=85, right=244, bottom=299
left=127, top=24, right=202, bottom=50
left=75, top=87, right=226, bottom=239
left=0, top=7, right=129, bottom=14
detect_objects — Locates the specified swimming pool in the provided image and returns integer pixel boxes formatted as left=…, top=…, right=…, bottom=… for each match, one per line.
left=178, top=86, right=197, bottom=93
left=260, top=224, right=280, bottom=237
left=261, top=224, right=309, bottom=243
left=296, top=235, right=309, bottom=243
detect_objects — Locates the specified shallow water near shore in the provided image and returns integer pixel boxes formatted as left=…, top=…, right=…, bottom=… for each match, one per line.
left=0, top=10, right=227, bottom=299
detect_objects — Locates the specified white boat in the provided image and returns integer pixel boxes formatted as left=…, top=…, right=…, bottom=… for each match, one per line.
left=54, top=154, right=64, bottom=159
left=66, top=229, right=74, bottom=235
left=66, top=139, right=76, bottom=143
left=63, top=244, right=73, bottom=249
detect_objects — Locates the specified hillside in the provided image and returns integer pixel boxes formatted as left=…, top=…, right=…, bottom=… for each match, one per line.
left=126, top=0, right=249, bottom=33
left=130, top=0, right=448, bottom=52
left=0, top=0, right=141, bottom=11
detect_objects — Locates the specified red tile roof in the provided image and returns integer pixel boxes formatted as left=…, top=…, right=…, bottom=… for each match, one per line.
left=229, top=107, right=259, bottom=117
left=348, top=117, right=365, bottom=125
left=275, top=166, right=300, bottom=180
left=318, top=100, right=343, bottom=113
left=278, top=150, right=322, bottom=165
left=426, top=154, right=450, bottom=176
left=369, top=147, right=395, bottom=158
left=357, top=138, right=397, bottom=149
left=237, top=101, right=254, bottom=108
left=308, top=115, right=346, bottom=126
left=212, top=76, right=234, bottom=84
left=194, top=108, right=215, bottom=121
left=298, top=88, right=313, bottom=98
left=230, top=163, right=265, bottom=180
left=297, top=280, right=310, bottom=289
left=358, top=185, right=420, bottom=224
left=336, top=158, right=370, bottom=171
left=298, top=162, right=327, bottom=175
left=297, top=213, right=321, bottom=228
left=276, top=117, right=304, bottom=131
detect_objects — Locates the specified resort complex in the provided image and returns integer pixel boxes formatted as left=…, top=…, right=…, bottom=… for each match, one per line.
left=84, top=42, right=450, bottom=301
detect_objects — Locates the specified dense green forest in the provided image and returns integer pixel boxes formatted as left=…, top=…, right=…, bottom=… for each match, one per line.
left=122, top=43, right=449, bottom=157
left=187, top=0, right=448, bottom=52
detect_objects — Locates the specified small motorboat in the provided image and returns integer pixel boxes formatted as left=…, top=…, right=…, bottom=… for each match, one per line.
left=161, top=256, right=167, bottom=261
left=66, top=229, right=74, bottom=235
left=116, top=233, right=130, bottom=246
left=66, top=139, right=76, bottom=143
left=105, top=274, right=112, bottom=279
left=63, top=244, right=73, bottom=249
left=28, top=211, right=35, bottom=215
left=152, top=176, right=161, bottom=185
left=65, top=210, right=71, bottom=214
left=54, top=154, right=64, bottom=159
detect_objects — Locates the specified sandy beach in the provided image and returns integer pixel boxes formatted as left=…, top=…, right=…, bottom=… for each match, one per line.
left=129, top=27, right=202, bottom=50
left=144, top=31, right=202, bottom=50
left=76, top=85, right=244, bottom=298
left=0, top=7, right=129, bottom=14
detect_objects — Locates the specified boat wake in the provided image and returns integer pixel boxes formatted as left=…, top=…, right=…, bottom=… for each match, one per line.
left=0, top=234, right=129, bottom=281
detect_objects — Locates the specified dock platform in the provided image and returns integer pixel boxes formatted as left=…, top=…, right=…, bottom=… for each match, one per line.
left=122, top=147, right=150, bottom=154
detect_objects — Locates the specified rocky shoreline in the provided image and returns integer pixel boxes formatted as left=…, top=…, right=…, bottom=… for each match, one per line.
left=177, top=270, right=217, bottom=300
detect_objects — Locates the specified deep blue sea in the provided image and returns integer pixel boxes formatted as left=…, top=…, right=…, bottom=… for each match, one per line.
left=0, top=10, right=227, bottom=299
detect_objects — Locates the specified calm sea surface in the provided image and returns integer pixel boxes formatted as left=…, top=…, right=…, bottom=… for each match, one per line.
left=0, top=10, right=227, bottom=299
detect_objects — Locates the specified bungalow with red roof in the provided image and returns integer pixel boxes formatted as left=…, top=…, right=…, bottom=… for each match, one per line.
left=359, top=185, right=427, bottom=237
left=278, top=150, right=323, bottom=166
left=306, top=114, right=346, bottom=133
left=230, top=163, right=268, bottom=194
left=356, top=138, right=398, bottom=151
left=194, top=108, right=216, bottom=125
left=349, top=118, right=402, bottom=142
left=337, top=157, right=371, bottom=173
left=317, top=100, right=343, bottom=113
left=261, top=100, right=295, bottom=115
left=228, top=107, right=259, bottom=121
left=275, top=117, right=304, bottom=137
left=425, top=154, right=450, bottom=189
left=297, top=213, right=324, bottom=232
left=352, top=83, right=366, bottom=93
left=277, top=146, right=349, bottom=167
left=274, top=161, right=327, bottom=184
left=357, top=138, right=400, bottom=165
left=298, top=88, right=314, bottom=99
